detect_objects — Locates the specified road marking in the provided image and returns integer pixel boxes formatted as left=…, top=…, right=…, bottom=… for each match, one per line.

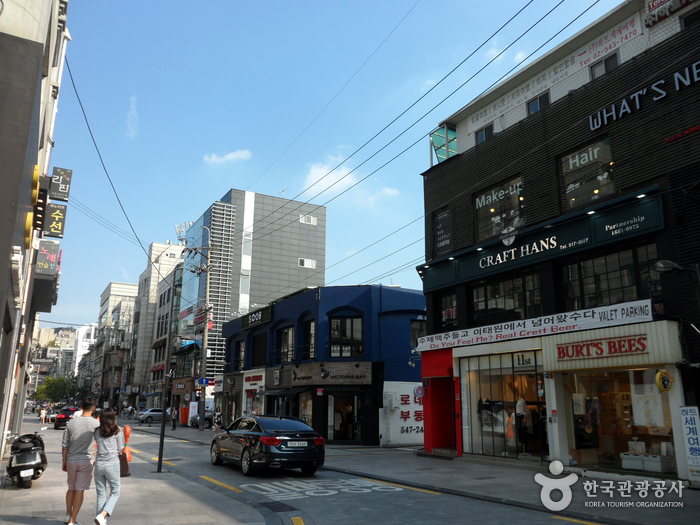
left=129, top=448, right=140, bottom=453
left=553, top=517, right=600, bottom=525
left=291, top=518, right=304, bottom=525
left=201, top=476, right=243, bottom=493
left=362, top=479, right=440, bottom=495
left=152, top=457, right=176, bottom=466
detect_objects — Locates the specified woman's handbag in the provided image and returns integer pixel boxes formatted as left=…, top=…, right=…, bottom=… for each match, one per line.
left=119, top=452, right=131, bottom=477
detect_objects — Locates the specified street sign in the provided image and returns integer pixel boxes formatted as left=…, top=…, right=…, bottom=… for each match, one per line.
left=199, top=378, right=209, bottom=385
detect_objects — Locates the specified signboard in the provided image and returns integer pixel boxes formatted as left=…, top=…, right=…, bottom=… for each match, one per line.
left=434, top=209, right=452, bottom=255
left=416, top=299, right=653, bottom=352
left=242, top=306, right=272, bottom=329
left=380, top=382, right=424, bottom=446
left=557, top=335, right=647, bottom=361
left=44, top=203, right=67, bottom=238
left=36, top=240, right=60, bottom=276
left=681, top=406, right=700, bottom=482
left=49, top=167, right=72, bottom=201
left=243, top=371, right=265, bottom=390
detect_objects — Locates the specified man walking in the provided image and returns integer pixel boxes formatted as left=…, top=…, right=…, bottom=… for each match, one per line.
left=62, top=398, right=100, bottom=525
left=171, top=405, right=178, bottom=431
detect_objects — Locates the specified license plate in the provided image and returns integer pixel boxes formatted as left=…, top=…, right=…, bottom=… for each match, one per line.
left=20, top=469, right=34, bottom=478
left=287, top=441, right=307, bottom=447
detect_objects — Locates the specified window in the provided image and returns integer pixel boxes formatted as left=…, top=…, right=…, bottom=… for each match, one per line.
left=591, top=54, right=618, bottom=80
left=527, top=92, right=550, bottom=116
left=299, top=214, right=318, bottom=225
left=252, top=333, right=267, bottom=368
left=440, top=293, right=458, bottom=330
left=278, top=326, right=294, bottom=363
left=301, top=320, right=315, bottom=360
left=562, top=244, right=662, bottom=311
left=240, top=273, right=250, bottom=295
left=236, top=340, right=245, bottom=371
left=683, top=9, right=700, bottom=28
left=330, top=317, right=363, bottom=357
left=561, top=138, right=614, bottom=210
left=410, top=320, right=426, bottom=348
left=298, top=258, right=316, bottom=269
left=242, top=231, right=252, bottom=256
left=475, top=177, right=525, bottom=241
left=473, top=274, right=541, bottom=325
left=476, top=123, right=494, bottom=145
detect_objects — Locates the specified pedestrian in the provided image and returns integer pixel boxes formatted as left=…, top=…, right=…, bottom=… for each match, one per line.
left=40, top=406, right=47, bottom=423
left=214, top=407, right=222, bottom=433
left=171, top=405, right=178, bottom=431
left=128, top=406, right=133, bottom=420
left=93, top=408, right=124, bottom=525
left=62, top=397, right=100, bottom=525
left=47, top=405, right=54, bottom=422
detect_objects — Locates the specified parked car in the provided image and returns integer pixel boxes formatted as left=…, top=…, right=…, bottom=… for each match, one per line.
left=189, top=411, right=214, bottom=429
left=54, top=407, right=79, bottom=430
left=210, top=415, right=325, bottom=476
left=137, top=408, right=164, bottom=424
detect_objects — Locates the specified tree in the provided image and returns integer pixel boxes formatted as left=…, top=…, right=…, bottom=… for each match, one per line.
left=32, top=376, right=76, bottom=403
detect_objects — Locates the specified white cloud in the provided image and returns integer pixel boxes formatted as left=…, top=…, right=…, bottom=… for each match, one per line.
left=485, top=41, right=505, bottom=62
left=362, top=186, right=400, bottom=207
left=126, top=95, right=139, bottom=139
left=514, top=51, right=528, bottom=63
left=203, top=149, right=253, bottom=165
left=303, top=154, right=357, bottom=196
left=118, top=263, right=130, bottom=281
left=421, top=79, right=436, bottom=91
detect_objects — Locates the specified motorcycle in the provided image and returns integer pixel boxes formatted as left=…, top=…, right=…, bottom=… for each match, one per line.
left=4, top=427, right=48, bottom=488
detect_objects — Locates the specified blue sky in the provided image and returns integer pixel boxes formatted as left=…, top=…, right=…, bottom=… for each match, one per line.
left=43, top=0, right=624, bottom=327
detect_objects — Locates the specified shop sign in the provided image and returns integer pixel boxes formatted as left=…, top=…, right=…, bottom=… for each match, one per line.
left=317, top=388, right=324, bottom=396
left=434, top=209, right=452, bottom=255
left=36, top=240, right=60, bottom=276
left=416, top=299, right=653, bottom=352
left=273, top=370, right=280, bottom=386
left=242, top=305, right=271, bottom=329
left=243, top=371, right=265, bottom=390
left=556, top=335, right=647, bottom=361
left=49, top=167, right=72, bottom=201
left=213, top=374, right=224, bottom=393
left=589, top=58, right=700, bottom=132
left=44, top=203, right=67, bottom=238
left=681, top=406, right=700, bottom=482
left=656, top=370, right=674, bottom=392
left=644, top=0, right=698, bottom=27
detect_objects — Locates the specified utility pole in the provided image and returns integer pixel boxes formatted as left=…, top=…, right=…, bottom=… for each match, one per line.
left=198, top=265, right=211, bottom=431
left=156, top=310, right=174, bottom=473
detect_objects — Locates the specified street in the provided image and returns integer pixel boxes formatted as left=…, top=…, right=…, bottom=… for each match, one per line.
left=0, top=416, right=625, bottom=525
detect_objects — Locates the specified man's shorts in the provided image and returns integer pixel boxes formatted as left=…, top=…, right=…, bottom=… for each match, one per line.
left=66, top=461, right=94, bottom=490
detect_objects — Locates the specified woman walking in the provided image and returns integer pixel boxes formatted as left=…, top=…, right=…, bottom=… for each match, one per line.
left=93, top=408, right=124, bottom=525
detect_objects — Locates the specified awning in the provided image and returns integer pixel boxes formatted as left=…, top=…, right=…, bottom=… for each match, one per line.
left=264, top=387, right=309, bottom=396
left=150, top=364, right=165, bottom=372
left=172, top=342, right=200, bottom=356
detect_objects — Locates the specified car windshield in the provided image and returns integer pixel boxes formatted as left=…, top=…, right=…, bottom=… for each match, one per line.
left=259, top=418, right=314, bottom=432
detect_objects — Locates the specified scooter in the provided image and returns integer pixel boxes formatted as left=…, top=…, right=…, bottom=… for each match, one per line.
left=4, top=427, right=48, bottom=488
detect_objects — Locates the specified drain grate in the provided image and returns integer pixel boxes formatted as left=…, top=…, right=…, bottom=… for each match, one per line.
left=258, top=501, right=298, bottom=513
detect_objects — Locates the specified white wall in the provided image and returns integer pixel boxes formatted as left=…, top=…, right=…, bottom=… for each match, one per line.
left=379, top=381, right=424, bottom=447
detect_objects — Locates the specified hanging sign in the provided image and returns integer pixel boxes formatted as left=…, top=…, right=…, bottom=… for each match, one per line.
left=44, top=203, right=67, bottom=238
left=49, top=167, right=72, bottom=201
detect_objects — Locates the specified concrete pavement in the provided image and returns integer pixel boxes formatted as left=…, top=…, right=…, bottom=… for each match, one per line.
left=3, top=415, right=699, bottom=524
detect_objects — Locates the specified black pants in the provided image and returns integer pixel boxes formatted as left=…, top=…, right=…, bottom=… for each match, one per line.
left=172, top=418, right=177, bottom=430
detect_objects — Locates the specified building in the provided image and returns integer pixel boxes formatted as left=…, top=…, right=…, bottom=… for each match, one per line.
left=416, top=0, right=700, bottom=483
left=0, top=0, right=71, bottom=448
left=179, top=189, right=327, bottom=386
left=221, top=285, right=426, bottom=446
left=93, top=282, right=137, bottom=407
left=128, top=242, right=183, bottom=408
left=73, top=323, right=97, bottom=375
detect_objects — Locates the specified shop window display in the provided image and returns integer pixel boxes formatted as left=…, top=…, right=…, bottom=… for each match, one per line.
left=460, top=351, right=548, bottom=461
left=564, top=370, right=676, bottom=474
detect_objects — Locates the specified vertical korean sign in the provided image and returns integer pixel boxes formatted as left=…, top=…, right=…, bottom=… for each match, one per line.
left=35, top=240, right=60, bottom=276
left=44, top=203, right=67, bottom=238
left=681, top=406, right=700, bottom=482
left=49, top=167, right=72, bottom=201
left=434, top=209, right=452, bottom=256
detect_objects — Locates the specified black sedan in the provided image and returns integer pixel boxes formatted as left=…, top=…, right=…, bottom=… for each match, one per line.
left=210, top=415, right=325, bottom=476
left=54, top=407, right=79, bottom=429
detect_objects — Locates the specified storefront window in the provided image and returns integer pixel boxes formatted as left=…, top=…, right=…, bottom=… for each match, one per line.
left=473, top=274, right=541, bottom=326
left=562, top=243, right=662, bottom=311
left=561, top=138, right=614, bottom=209
left=440, top=293, right=457, bottom=330
left=299, top=391, right=313, bottom=425
left=474, top=177, right=525, bottom=241
left=245, top=391, right=264, bottom=415
left=564, top=370, right=676, bottom=474
left=460, top=351, right=547, bottom=461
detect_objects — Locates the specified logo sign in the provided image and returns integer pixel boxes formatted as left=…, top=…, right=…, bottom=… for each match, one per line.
left=44, top=202, right=67, bottom=238
left=49, top=167, right=72, bottom=201
left=36, top=240, right=60, bottom=276
left=434, top=209, right=452, bottom=255
left=317, top=388, right=324, bottom=396
left=244, top=372, right=265, bottom=390
left=242, top=306, right=272, bottom=329
left=535, top=461, right=578, bottom=511
left=656, top=370, right=674, bottom=392
left=556, top=335, right=647, bottom=361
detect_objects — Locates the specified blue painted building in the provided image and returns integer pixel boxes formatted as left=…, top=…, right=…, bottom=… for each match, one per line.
left=220, top=285, right=426, bottom=445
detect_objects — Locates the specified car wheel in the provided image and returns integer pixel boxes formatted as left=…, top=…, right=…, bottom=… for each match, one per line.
left=146, top=417, right=153, bottom=424
left=54, top=424, right=59, bottom=430
left=211, top=443, right=223, bottom=466
left=204, top=419, right=212, bottom=429
left=300, top=466, right=317, bottom=476
left=241, top=448, right=254, bottom=476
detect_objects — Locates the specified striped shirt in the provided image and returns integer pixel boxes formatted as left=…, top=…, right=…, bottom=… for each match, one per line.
left=62, top=416, right=101, bottom=462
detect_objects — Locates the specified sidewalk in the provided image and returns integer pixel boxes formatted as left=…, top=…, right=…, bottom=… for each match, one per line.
left=0, top=416, right=264, bottom=525
left=129, top=418, right=700, bottom=525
